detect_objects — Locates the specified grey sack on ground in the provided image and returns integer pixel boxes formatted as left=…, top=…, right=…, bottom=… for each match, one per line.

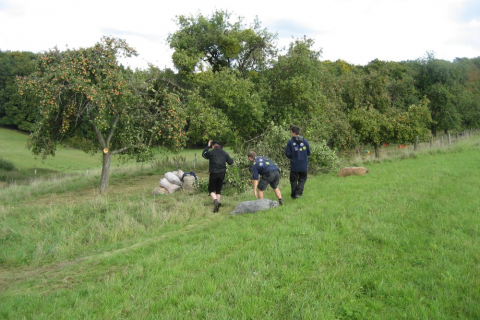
left=230, top=199, right=279, bottom=215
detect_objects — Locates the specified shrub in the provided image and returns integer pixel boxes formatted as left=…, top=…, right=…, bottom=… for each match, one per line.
left=234, top=123, right=291, bottom=176
left=0, top=158, right=15, bottom=171
left=308, top=140, right=341, bottom=174
left=235, top=123, right=341, bottom=175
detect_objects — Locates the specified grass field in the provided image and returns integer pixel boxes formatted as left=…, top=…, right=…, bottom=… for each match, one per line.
left=0, top=127, right=208, bottom=188
left=1, top=128, right=479, bottom=319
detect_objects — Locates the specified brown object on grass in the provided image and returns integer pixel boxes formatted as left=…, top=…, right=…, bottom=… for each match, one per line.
left=338, top=167, right=370, bottom=177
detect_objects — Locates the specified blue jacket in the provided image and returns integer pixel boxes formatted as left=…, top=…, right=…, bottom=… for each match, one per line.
left=251, top=156, right=278, bottom=180
left=285, top=135, right=311, bottom=172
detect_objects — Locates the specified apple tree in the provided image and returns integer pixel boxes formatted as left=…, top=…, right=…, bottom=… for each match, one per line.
left=18, top=37, right=186, bottom=193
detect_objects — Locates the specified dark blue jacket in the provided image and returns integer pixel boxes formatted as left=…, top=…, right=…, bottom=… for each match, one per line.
left=251, top=156, right=279, bottom=180
left=285, top=135, right=311, bottom=172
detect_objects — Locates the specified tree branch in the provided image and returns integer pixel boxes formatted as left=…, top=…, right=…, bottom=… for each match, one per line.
left=93, top=124, right=106, bottom=148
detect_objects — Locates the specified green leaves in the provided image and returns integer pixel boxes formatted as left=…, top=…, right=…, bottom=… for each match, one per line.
left=168, top=10, right=276, bottom=75
left=17, top=38, right=189, bottom=192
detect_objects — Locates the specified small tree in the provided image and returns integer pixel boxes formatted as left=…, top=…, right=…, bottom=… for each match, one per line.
left=18, top=37, right=187, bottom=193
left=391, top=97, right=433, bottom=144
left=349, top=107, right=394, bottom=158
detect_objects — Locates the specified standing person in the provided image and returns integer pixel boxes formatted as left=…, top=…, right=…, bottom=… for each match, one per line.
left=285, top=125, right=311, bottom=199
left=202, top=140, right=234, bottom=213
left=247, top=151, right=284, bottom=205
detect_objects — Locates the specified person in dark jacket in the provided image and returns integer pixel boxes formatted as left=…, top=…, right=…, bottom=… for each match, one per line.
left=202, top=140, right=234, bottom=212
left=247, top=151, right=283, bottom=205
left=285, top=125, right=311, bottom=199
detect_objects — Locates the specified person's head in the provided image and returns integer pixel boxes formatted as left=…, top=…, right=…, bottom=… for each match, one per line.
left=290, top=125, right=300, bottom=136
left=211, top=141, right=221, bottom=149
left=247, top=151, right=256, bottom=162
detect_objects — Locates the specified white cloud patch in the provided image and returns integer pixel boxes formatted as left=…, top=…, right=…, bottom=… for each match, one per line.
left=0, top=0, right=479, bottom=69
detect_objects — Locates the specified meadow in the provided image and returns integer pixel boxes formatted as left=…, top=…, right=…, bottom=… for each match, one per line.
left=0, top=128, right=479, bottom=319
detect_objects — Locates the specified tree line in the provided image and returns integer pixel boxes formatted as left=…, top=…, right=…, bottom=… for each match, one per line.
left=1, top=10, right=480, bottom=192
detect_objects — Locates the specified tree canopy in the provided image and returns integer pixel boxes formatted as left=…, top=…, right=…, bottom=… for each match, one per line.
left=17, top=37, right=187, bottom=193
left=168, top=10, right=277, bottom=75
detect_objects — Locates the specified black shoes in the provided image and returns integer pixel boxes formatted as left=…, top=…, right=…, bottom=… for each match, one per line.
left=213, top=200, right=221, bottom=213
left=279, top=198, right=284, bottom=205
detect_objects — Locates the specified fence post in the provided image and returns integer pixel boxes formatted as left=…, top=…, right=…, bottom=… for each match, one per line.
left=414, top=136, right=418, bottom=151
left=194, top=153, right=196, bottom=169
left=448, top=134, right=451, bottom=144
left=430, top=136, right=433, bottom=148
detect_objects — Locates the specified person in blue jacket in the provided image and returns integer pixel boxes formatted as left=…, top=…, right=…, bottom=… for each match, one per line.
left=202, top=140, right=234, bottom=212
left=285, top=125, right=311, bottom=199
left=247, top=151, right=283, bottom=205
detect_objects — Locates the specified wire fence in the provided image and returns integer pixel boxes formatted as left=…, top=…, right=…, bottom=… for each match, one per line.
left=345, top=130, right=480, bottom=162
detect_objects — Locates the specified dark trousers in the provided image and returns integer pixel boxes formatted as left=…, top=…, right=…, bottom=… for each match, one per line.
left=290, top=171, right=308, bottom=198
left=208, top=172, right=225, bottom=194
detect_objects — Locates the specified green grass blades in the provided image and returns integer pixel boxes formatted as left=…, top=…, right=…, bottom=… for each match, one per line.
left=1, top=133, right=480, bottom=319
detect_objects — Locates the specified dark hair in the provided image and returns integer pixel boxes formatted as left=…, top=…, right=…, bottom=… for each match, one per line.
left=290, top=125, right=300, bottom=135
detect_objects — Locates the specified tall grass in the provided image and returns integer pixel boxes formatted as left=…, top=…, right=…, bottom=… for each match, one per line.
left=0, top=132, right=479, bottom=319
left=0, top=127, right=209, bottom=188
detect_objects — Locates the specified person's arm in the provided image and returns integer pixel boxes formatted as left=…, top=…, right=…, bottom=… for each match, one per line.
left=202, top=140, right=213, bottom=159
left=285, top=140, right=292, bottom=159
left=251, top=164, right=259, bottom=198
left=226, top=153, right=234, bottom=165
left=252, top=179, right=259, bottom=199
left=306, top=140, right=311, bottom=156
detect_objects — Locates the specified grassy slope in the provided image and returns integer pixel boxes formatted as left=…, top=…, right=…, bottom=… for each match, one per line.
left=0, top=131, right=479, bottom=319
left=0, top=127, right=206, bottom=174
left=0, top=127, right=103, bottom=172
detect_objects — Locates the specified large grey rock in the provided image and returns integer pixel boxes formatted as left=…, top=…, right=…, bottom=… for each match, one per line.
left=230, top=199, right=279, bottom=215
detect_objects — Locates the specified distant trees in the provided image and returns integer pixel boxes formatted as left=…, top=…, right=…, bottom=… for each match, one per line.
left=0, top=51, right=38, bottom=131
left=411, top=53, right=465, bottom=136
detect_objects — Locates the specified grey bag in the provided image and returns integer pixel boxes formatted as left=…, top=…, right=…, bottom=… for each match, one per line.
left=230, top=199, right=279, bottom=215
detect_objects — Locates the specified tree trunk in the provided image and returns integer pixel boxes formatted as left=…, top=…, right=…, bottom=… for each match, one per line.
left=431, top=124, right=437, bottom=137
left=374, top=144, right=379, bottom=158
left=99, top=152, right=112, bottom=194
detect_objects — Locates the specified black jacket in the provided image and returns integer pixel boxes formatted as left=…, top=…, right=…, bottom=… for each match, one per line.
left=202, top=146, right=234, bottom=174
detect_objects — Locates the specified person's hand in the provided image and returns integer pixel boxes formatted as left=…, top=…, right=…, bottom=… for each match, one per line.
left=208, top=140, right=212, bottom=147
left=254, top=189, right=258, bottom=199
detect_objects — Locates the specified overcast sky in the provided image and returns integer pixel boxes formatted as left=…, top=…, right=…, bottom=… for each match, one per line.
left=1, top=0, right=479, bottom=70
